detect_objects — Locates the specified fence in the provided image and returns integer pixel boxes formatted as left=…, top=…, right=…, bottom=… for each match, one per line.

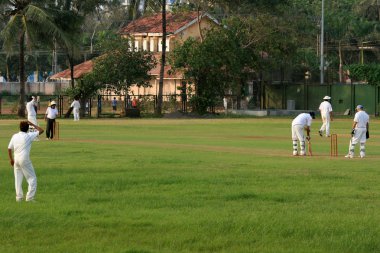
left=262, top=83, right=380, bottom=115
left=0, top=81, right=70, bottom=95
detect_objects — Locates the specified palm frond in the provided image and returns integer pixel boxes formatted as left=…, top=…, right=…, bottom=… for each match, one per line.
left=1, top=15, right=22, bottom=54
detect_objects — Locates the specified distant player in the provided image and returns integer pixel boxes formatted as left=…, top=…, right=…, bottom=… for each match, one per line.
left=291, top=112, right=315, bottom=156
left=345, top=105, right=369, bottom=158
left=8, top=121, right=44, bottom=202
left=26, top=96, right=38, bottom=125
left=70, top=97, right=81, bottom=121
left=318, top=95, right=333, bottom=137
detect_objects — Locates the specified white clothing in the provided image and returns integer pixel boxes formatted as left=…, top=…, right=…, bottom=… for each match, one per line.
left=348, top=110, right=369, bottom=157
left=8, top=131, right=39, bottom=201
left=319, top=101, right=333, bottom=115
left=319, top=101, right=333, bottom=136
left=71, top=100, right=81, bottom=121
left=354, top=111, right=369, bottom=129
left=292, top=113, right=312, bottom=127
left=291, top=113, right=312, bottom=155
left=223, top=98, right=227, bottom=110
left=46, top=107, right=58, bottom=119
left=26, top=100, right=37, bottom=116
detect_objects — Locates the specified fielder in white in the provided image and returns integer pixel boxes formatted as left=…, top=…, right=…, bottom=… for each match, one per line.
left=291, top=112, right=315, bottom=156
left=8, top=121, right=44, bottom=202
left=345, top=105, right=369, bottom=158
left=26, top=96, right=38, bottom=126
left=318, top=95, right=333, bottom=137
left=70, top=97, right=81, bottom=121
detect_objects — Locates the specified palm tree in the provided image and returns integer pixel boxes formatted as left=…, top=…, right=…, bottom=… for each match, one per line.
left=1, top=0, right=70, bottom=117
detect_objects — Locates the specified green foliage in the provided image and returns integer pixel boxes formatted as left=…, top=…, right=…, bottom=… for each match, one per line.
left=347, top=63, right=380, bottom=85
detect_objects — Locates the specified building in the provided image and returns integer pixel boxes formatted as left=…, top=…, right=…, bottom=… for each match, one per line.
left=119, top=11, right=218, bottom=96
left=49, top=11, right=218, bottom=98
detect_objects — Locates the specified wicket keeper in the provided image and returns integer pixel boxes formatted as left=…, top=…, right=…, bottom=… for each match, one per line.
left=345, top=105, right=369, bottom=158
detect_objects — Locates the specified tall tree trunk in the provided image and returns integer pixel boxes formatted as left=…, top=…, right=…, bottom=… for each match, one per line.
left=338, top=40, right=343, bottom=83
left=155, top=0, right=166, bottom=115
left=67, top=50, right=75, bottom=88
left=18, top=33, right=26, bottom=117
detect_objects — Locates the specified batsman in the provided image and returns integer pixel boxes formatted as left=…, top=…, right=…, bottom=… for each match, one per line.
left=291, top=112, right=315, bottom=156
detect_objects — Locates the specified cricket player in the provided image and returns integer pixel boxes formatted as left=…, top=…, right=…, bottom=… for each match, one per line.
left=345, top=105, right=369, bottom=158
left=318, top=95, right=333, bottom=137
left=8, top=121, right=44, bottom=202
left=26, top=96, right=38, bottom=126
left=70, top=97, right=81, bottom=121
left=291, top=112, right=315, bottom=156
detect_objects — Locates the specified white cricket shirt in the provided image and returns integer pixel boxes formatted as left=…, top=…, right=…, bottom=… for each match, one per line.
left=292, top=113, right=312, bottom=127
left=354, top=111, right=369, bottom=128
left=8, top=131, right=39, bottom=161
left=70, top=100, right=80, bottom=109
left=26, top=100, right=37, bottom=116
left=319, top=101, right=332, bottom=115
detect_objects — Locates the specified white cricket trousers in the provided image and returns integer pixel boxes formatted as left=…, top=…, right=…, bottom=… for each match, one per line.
left=320, top=113, right=331, bottom=136
left=27, top=115, right=38, bottom=126
left=73, top=108, right=80, bottom=121
left=14, top=160, right=37, bottom=201
left=292, top=124, right=306, bottom=155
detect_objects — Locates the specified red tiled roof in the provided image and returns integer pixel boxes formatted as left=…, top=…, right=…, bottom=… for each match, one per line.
left=49, top=55, right=182, bottom=80
left=49, top=60, right=93, bottom=80
left=120, top=11, right=201, bottom=34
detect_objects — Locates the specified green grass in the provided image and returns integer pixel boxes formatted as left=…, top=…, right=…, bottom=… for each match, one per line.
left=0, top=117, right=380, bottom=253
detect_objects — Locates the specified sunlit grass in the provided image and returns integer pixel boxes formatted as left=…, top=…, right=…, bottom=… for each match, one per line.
left=0, top=117, right=379, bottom=253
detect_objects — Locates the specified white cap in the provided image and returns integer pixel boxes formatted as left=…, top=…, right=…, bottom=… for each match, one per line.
left=356, top=105, right=363, bottom=110
left=50, top=101, right=57, bottom=106
left=323, top=96, right=331, bottom=100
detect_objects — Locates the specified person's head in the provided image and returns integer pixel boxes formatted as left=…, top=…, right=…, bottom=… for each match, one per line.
left=30, top=96, right=35, bottom=101
left=50, top=100, right=57, bottom=108
left=20, top=121, right=29, bottom=133
left=323, top=95, right=331, bottom=101
left=113, top=97, right=116, bottom=100
left=309, top=111, right=316, bottom=119
left=356, top=105, right=364, bottom=111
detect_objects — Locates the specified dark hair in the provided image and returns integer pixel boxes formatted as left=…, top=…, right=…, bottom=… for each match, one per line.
left=309, top=112, right=316, bottom=119
left=20, top=121, right=29, bottom=132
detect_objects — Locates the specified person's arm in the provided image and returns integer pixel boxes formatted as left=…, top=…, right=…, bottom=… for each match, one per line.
left=8, top=149, right=14, bottom=166
left=305, top=126, right=311, bottom=140
left=28, top=121, right=44, bottom=135
left=366, top=122, right=369, bottom=131
left=330, top=111, right=333, bottom=121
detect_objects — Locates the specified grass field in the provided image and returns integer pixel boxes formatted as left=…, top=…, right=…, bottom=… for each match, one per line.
left=0, top=117, right=380, bottom=253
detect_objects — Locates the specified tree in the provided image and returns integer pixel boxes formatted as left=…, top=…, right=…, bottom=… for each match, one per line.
left=1, top=0, right=71, bottom=117
left=155, top=0, right=166, bottom=115
left=90, top=36, right=156, bottom=93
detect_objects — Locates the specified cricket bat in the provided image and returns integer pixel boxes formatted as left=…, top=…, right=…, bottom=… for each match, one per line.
left=307, top=141, right=313, bottom=156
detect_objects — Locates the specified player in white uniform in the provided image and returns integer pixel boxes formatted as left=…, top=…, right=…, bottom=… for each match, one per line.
left=345, top=105, right=369, bottom=158
left=8, top=121, right=44, bottom=202
left=70, top=97, right=81, bottom=121
left=318, top=96, right=333, bottom=137
left=26, top=96, right=38, bottom=124
left=291, top=112, right=315, bottom=156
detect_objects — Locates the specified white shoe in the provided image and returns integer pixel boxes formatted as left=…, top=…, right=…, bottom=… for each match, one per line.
left=300, top=152, right=306, bottom=156
left=360, top=153, right=365, bottom=158
left=293, top=151, right=298, bottom=156
left=345, top=154, right=353, bottom=158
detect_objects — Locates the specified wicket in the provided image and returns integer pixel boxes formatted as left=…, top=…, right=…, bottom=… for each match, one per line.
left=53, top=122, right=60, bottom=140
left=330, top=134, right=338, bottom=156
